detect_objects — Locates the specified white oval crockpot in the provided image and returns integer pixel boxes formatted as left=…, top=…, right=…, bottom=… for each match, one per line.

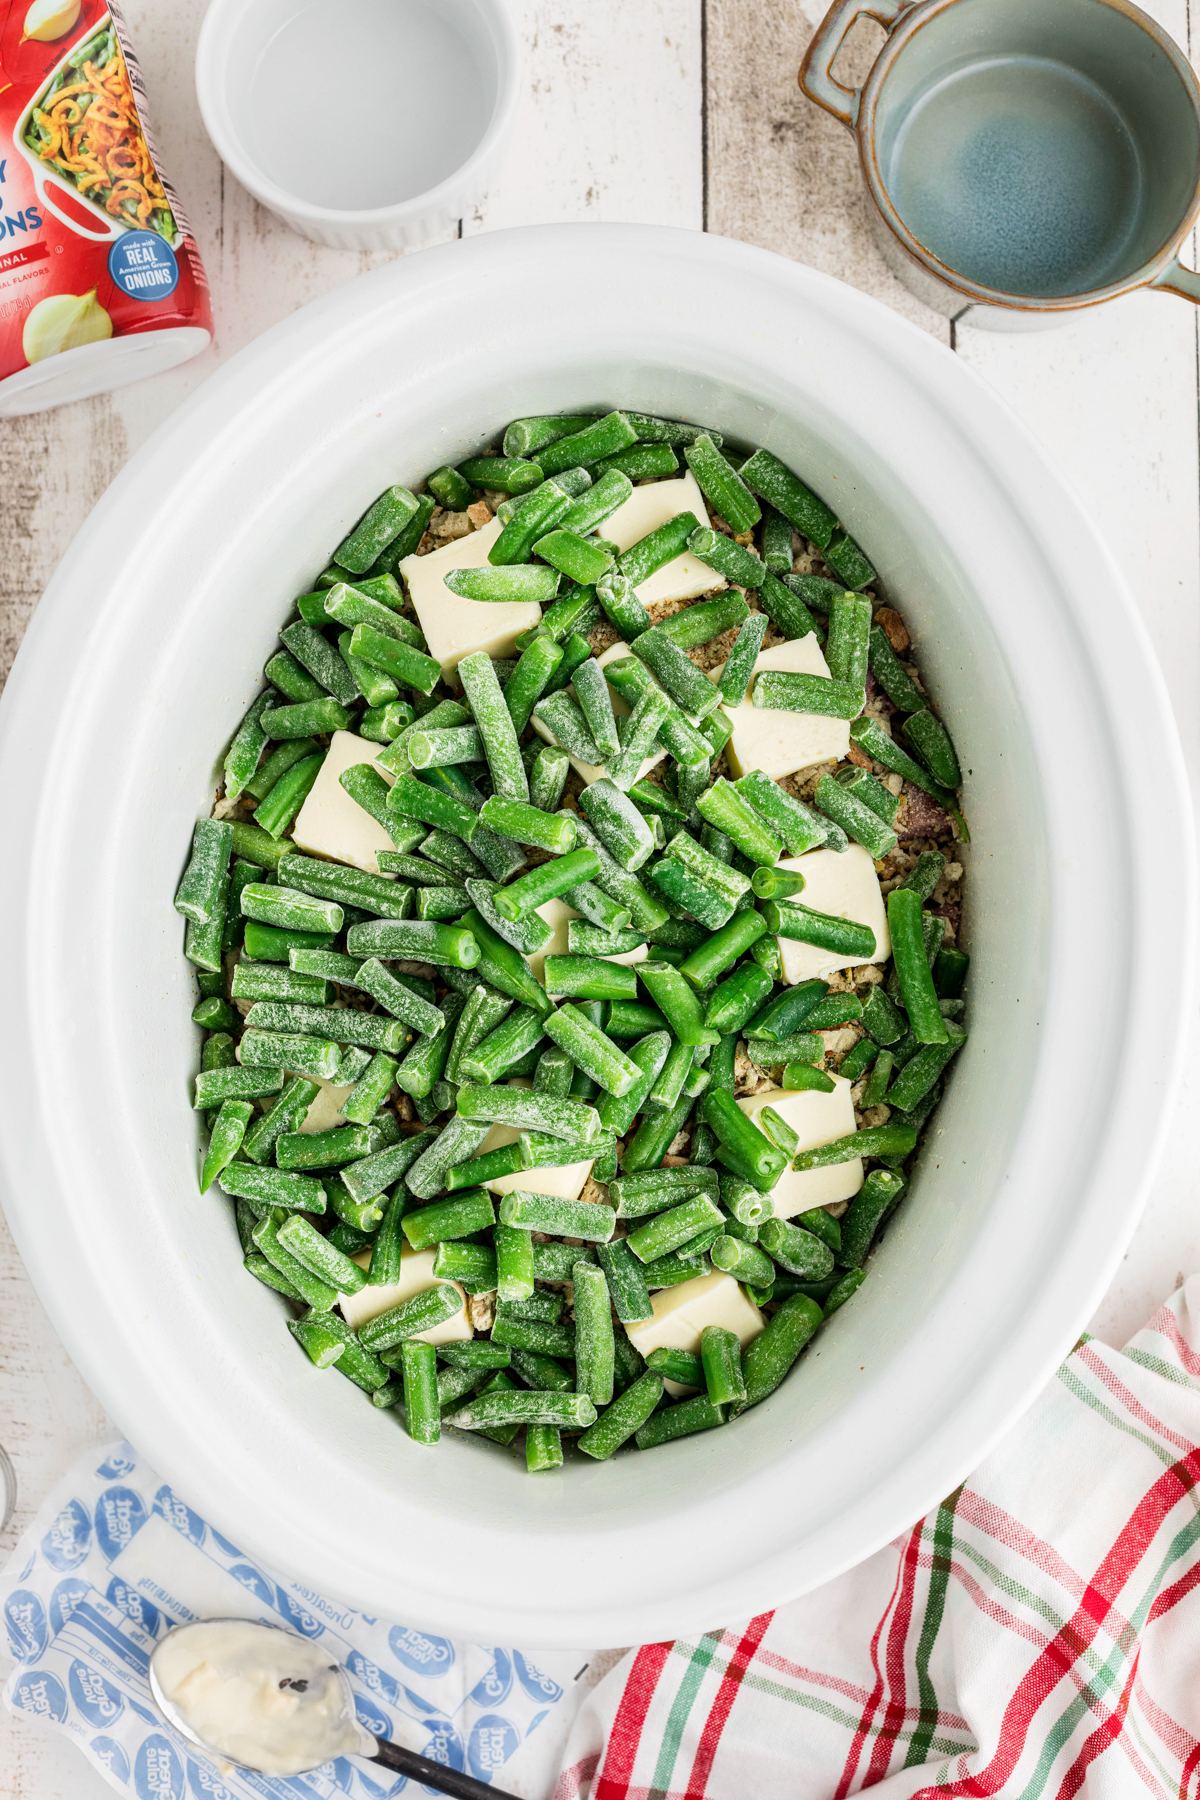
left=0, top=226, right=1192, bottom=1649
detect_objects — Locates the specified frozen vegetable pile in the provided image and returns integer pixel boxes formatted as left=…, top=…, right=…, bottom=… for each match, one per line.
left=177, top=408, right=969, bottom=1469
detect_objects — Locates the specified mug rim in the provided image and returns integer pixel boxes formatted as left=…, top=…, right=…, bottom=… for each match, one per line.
left=856, top=0, right=1200, bottom=311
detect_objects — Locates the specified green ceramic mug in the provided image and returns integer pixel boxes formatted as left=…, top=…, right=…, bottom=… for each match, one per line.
left=800, top=0, right=1200, bottom=329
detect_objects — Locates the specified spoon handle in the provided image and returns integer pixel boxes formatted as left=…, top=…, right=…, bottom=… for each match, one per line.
left=371, top=1736, right=522, bottom=1800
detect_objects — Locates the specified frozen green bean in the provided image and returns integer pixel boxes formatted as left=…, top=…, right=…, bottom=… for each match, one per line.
left=740, top=1293, right=824, bottom=1408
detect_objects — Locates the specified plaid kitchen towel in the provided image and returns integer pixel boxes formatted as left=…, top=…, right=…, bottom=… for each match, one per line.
left=554, top=1275, right=1200, bottom=1800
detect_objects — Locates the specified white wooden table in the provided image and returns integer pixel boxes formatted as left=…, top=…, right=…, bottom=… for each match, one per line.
left=2, top=2, right=1197, bottom=1792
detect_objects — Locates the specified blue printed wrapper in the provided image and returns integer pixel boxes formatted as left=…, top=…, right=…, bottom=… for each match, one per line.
left=0, top=1441, right=594, bottom=1799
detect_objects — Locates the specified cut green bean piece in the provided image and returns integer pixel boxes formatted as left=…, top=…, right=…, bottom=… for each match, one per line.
left=781, top=1062, right=834, bottom=1093
left=685, top=526, right=765, bottom=589
left=347, top=624, right=441, bottom=696
left=648, top=854, right=734, bottom=931
left=739, top=449, right=836, bottom=550
left=593, top=443, right=678, bottom=482
left=192, top=1065, right=284, bottom=1109
left=884, top=1023, right=966, bottom=1111
left=493, top=849, right=600, bottom=920
left=277, top=852, right=412, bottom=922
left=245, top=735, right=322, bottom=805
left=537, top=410, right=637, bottom=477
left=700, top=1323, right=747, bottom=1406
left=593, top=1030, right=672, bottom=1135
left=867, top=625, right=925, bottom=713
left=740, top=1293, right=824, bottom=1408
left=568, top=921, right=644, bottom=958
left=265, top=651, right=323, bottom=705
left=463, top=878, right=552, bottom=958
left=610, top=1164, right=718, bottom=1217
left=526, top=1425, right=563, bottom=1472
left=618, top=510, right=703, bottom=593
left=656, top=592, right=752, bottom=651
left=639, top=960, right=721, bottom=1048
left=489, top=1313, right=577, bottom=1359
left=428, top=464, right=477, bottom=510
left=261, top=697, right=352, bottom=740
left=627, top=1194, right=723, bottom=1263
left=457, top=455, right=544, bottom=493
left=488, top=1222, right=533, bottom=1305
left=443, top=562, right=560, bottom=606
left=288, top=1318, right=346, bottom=1372
left=825, top=528, right=876, bottom=590
left=558, top=466, right=636, bottom=537
left=934, top=947, right=970, bottom=1000
left=704, top=1091, right=787, bottom=1187
left=358, top=1282, right=464, bottom=1352
left=223, top=1159, right=327, bottom=1216
left=445, top=1389, right=597, bottom=1431
left=684, top=434, right=761, bottom=533
left=405, top=725, right=484, bottom=770
left=717, top=614, right=769, bottom=707
left=534, top=527, right=615, bottom=587
left=477, top=796, right=573, bottom=857
left=399, top=1339, right=440, bottom=1444
left=540, top=1005, right=640, bottom=1100
left=394, top=1006, right=461, bottom=1102
left=199, top=1100, right=252, bottom=1193
left=839, top=1168, right=906, bottom=1268
left=901, top=850, right=947, bottom=903
left=275, top=1124, right=371, bottom=1171
left=578, top=778, right=655, bottom=872
left=753, top=671, right=864, bottom=720
left=645, top=1347, right=704, bottom=1387
left=645, top=1038, right=694, bottom=1114
left=791, top=1124, right=917, bottom=1171
left=578, top=1371, right=663, bottom=1459
left=813, top=772, right=897, bottom=858
left=838, top=1035, right=879, bottom=1082
left=862, top=1049, right=894, bottom=1107
left=504, top=413, right=600, bottom=458
left=278, top=620, right=357, bottom=707
left=497, top=1189, right=615, bottom=1241
left=825, top=592, right=872, bottom=687
left=175, top=818, right=234, bottom=926
left=338, top=1051, right=398, bottom=1126
left=571, top=656, right=621, bottom=758
left=760, top=502, right=795, bottom=574
left=763, top=898, right=876, bottom=959
left=453, top=907, right=551, bottom=1014
left=529, top=743, right=571, bottom=813
left=711, top=1233, right=777, bottom=1291
left=335, top=486, right=420, bottom=574
left=457, top=650, right=528, bottom=801
left=532, top=687, right=604, bottom=764
left=635, top=1393, right=725, bottom=1449
left=277, top=1214, right=367, bottom=1294
left=736, top=769, right=841, bottom=856
left=457, top=1083, right=601, bottom=1143
left=903, top=708, right=962, bottom=789
left=223, top=691, right=275, bottom=801
left=573, top=1261, right=615, bottom=1406
left=252, top=1215, right=338, bottom=1310
left=403, top=1186, right=495, bottom=1253
left=630, top=623, right=721, bottom=719
left=886, top=888, right=948, bottom=1045
left=861, top=984, right=906, bottom=1045
left=594, top=1239, right=653, bottom=1324
left=459, top=1004, right=546, bottom=1086
left=359, top=701, right=415, bottom=744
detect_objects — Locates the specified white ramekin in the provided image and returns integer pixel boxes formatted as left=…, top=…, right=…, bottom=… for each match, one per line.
left=195, top=0, right=520, bottom=251
left=0, top=226, right=1193, bottom=1648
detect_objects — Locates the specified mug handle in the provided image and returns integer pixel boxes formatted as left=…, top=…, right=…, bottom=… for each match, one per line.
left=799, top=0, right=910, bottom=129
left=1151, top=252, right=1200, bottom=305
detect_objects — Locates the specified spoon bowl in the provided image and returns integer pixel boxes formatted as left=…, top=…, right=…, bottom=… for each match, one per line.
left=148, top=1617, right=521, bottom=1799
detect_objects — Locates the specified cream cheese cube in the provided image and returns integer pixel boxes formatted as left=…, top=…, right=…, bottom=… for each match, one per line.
left=603, top=471, right=725, bottom=605
left=339, top=1244, right=472, bottom=1343
left=527, top=896, right=577, bottom=984
left=291, top=730, right=397, bottom=878
left=713, top=636, right=850, bottom=779
left=738, top=1079, right=863, bottom=1216
left=626, top=1271, right=765, bottom=1360
left=296, top=1075, right=356, bottom=1133
left=400, top=517, right=542, bottom=679
left=775, top=844, right=890, bottom=981
left=529, top=640, right=667, bottom=786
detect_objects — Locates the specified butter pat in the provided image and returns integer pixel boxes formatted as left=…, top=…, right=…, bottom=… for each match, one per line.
left=291, top=730, right=396, bottom=877
left=775, top=844, right=890, bottom=981
left=738, top=1079, right=863, bottom=1216
left=604, top=471, right=725, bottom=605
left=401, top=518, right=542, bottom=679
left=626, top=1271, right=765, bottom=1360
left=339, top=1244, right=472, bottom=1343
left=527, top=896, right=577, bottom=984
left=714, top=636, right=849, bottom=779
left=297, top=1075, right=356, bottom=1134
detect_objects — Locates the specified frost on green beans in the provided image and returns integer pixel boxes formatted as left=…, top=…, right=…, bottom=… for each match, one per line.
left=181, top=406, right=967, bottom=1469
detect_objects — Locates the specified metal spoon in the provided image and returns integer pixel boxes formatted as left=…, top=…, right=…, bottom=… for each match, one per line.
left=148, top=1617, right=521, bottom=1800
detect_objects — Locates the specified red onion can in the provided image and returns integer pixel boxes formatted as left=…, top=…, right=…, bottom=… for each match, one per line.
left=0, top=0, right=212, bottom=414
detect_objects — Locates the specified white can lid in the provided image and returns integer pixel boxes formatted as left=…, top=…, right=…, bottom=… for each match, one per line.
left=0, top=326, right=212, bottom=416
